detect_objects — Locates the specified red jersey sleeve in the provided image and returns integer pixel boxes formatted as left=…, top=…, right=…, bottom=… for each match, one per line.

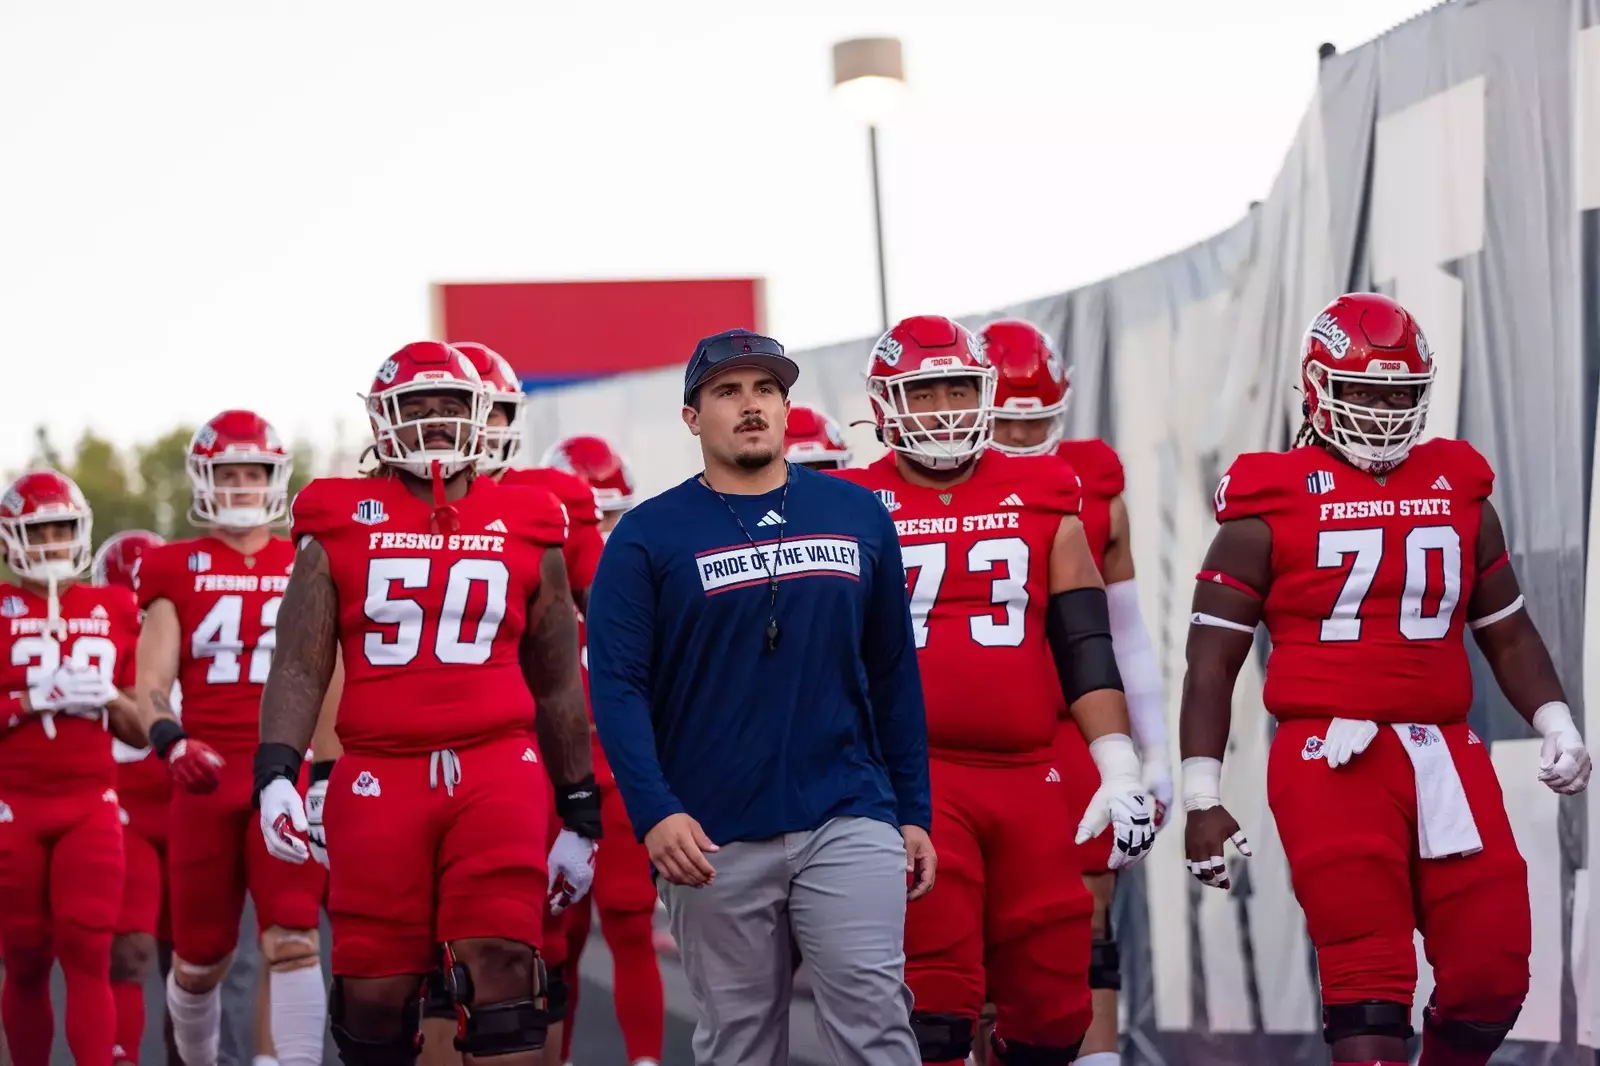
left=1007, top=454, right=1082, bottom=517
left=109, top=587, right=140, bottom=690
left=497, top=484, right=570, bottom=552
left=1212, top=451, right=1297, bottom=523
left=290, top=477, right=346, bottom=546
left=1439, top=438, right=1495, bottom=501
left=135, top=543, right=177, bottom=610
left=1057, top=438, right=1125, bottom=499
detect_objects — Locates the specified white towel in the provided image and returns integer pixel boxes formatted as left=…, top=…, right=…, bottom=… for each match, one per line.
left=1392, top=723, right=1483, bottom=859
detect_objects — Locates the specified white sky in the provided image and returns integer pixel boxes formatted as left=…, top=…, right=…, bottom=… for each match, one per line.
left=1, top=0, right=1439, bottom=472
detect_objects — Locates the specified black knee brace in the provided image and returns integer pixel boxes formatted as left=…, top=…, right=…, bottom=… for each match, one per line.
left=1090, top=937, right=1122, bottom=991
left=910, top=1011, right=974, bottom=1062
left=328, top=977, right=422, bottom=1066
left=1423, top=997, right=1519, bottom=1053
left=446, top=949, right=552, bottom=1056
left=1322, top=999, right=1414, bottom=1045
left=421, top=966, right=455, bottom=1020
left=545, top=967, right=571, bottom=1023
left=990, top=1035, right=1084, bottom=1065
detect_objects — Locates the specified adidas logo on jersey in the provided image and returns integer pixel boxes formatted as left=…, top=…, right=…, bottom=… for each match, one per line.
left=1432, top=475, right=1453, bottom=491
left=90, top=604, right=109, bottom=619
left=1045, top=767, right=1061, bottom=783
left=1467, top=729, right=1482, bottom=745
left=1306, top=471, right=1335, bottom=495
left=522, top=747, right=538, bottom=763
left=755, top=510, right=786, bottom=527
left=486, top=519, right=508, bottom=533
left=353, top=500, right=389, bottom=526
left=999, top=493, right=1025, bottom=507
left=352, top=771, right=382, bottom=797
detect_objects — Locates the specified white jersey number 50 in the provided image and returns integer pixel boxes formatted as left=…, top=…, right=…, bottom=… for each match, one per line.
left=363, top=557, right=510, bottom=667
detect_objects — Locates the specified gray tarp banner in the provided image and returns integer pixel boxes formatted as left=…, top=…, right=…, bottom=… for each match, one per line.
left=520, top=0, right=1599, bottom=1060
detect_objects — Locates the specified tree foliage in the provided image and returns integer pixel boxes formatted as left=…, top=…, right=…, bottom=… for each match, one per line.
left=12, top=425, right=317, bottom=552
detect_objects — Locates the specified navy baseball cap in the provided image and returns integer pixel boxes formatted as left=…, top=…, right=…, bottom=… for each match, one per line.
left=683, top=329, right=799, bottom=405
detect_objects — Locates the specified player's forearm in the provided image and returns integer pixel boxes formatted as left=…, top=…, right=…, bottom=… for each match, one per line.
left=260, top=539, right=340, bottom=752
left=532, top=684, right=593, bottom=787
left=1475, top=613, right=1568, bottom=725
left=134, top=608, right=181, bottom=730
left=109, top=693, right=146, bottom=748
left=310, top=650, right=344, bottom=762
left=1178, top=664, right=1236, bottom=761
left=1068, top=689, right=1133, bottom=742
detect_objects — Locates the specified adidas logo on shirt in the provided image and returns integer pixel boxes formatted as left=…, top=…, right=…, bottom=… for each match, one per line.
left=1431, top=475, right=1453, bottom=491
left=1045, top=767, right=1061, bottom=783
left=999, top=493, right=1025, bottom=507
left=522, top=747, right=539, bottom=763
left=90, top=604, right=109, bottom=619
left=755, top=510, right=786, bottom=527
left=486, top=518, right=508, bottom=533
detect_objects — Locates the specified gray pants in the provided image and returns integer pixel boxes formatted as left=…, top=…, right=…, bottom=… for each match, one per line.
left=661, top=815, right=920, bottom=1066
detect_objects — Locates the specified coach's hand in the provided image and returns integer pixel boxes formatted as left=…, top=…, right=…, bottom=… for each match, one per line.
left=902, top=825, right=936, bottom=901
left=646, top=813, right=719, bottom=887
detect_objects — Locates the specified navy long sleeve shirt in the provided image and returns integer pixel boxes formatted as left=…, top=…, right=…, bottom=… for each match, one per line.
left=586, top=462, right=931, bottom=846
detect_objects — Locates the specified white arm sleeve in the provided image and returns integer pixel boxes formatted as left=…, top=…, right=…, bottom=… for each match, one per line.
left=1107, top=578, right=1167, bottom=757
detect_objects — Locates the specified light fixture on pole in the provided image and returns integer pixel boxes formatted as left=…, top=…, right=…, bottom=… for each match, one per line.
left=832, top=36, right=906, bottom=335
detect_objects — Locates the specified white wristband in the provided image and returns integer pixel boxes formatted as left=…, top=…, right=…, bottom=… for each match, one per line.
left=1532, top=702, right=1576, bottom=738
left=1087, top=733, right=1141, bottom=787
left=1182, top=756, right=1222, bottom=812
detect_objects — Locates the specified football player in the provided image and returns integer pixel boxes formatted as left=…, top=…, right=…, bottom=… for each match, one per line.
left=832, top=315, right=1155, bottom=1065
left=984, top=319, right=1169, bottom=1066
left=1180, top=292, right=1591, bottom=1066
left=133, top=411, right=328, bottom=1066
left=450, top=343, right=607, bottom=1066
left=93, top=529, right=184, bottom=1066
left=0, top=471, right=145, bottom=1066
left=782, top=405, right=853, bottom=471
left=252, top=340, right=598, bottom=1066
left=540, top=433, right=662, bottom=1066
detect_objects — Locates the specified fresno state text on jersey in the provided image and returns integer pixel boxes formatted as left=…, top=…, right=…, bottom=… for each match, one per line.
left=1056, top=439, right=1123, bottom=573
left=834, top=452, right=1081, bottom=760
left=0, top=582, right=140, bottom=791
left=138, top=536, right=296, bottom=754
left=1212, top=437, right=1493, bottom=724
left=498, top=466, right=603, bottom=589
left=292, top=475, right=567, bottom=756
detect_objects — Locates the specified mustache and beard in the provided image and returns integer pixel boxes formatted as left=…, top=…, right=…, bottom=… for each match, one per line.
left=731, top=414, right=780, bottom=470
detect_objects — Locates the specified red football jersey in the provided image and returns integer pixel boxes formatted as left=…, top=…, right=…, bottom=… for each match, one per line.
left=499, top=466, right=605, bottom=591
left=138, top=536, right=295, bottom=755
left=1213, top=438, right=1493, bottom=725
left=834, top=451, right=1082, bottom=761
left=0, top=581, right=139, bottom=792
left=293, top=474, right=567, bottom=756
left=1056, top=439, right=1124, bottom=573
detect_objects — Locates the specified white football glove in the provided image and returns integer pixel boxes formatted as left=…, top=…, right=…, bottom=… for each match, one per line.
left=304, top=777, right=329, bottom=868
left=258, top=777, right=311, bottom=864
left=1322, top=718, right=1379, bottom=770
left=29, top=663, right=116, bottom=739
left=1075, top=733, right=1157, bottom=869
left=1140, top=748, right=1173, bottom=831
left=1534, top=703, right=1591, bottom=795
left=546, top=828, right=598, bottom=915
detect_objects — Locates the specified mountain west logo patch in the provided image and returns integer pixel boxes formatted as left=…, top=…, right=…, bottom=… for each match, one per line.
left=0, top=596, right=25, bottom=618
left=874, top=489, right=901, bottom=513
left=187, top=552, right=212, bottom=573
left=352, top=500, right=389, bottom=526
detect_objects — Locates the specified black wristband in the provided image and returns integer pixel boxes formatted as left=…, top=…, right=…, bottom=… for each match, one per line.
left=252, top=743, right=305, bottom=810
left=554, top=775, right=604, bottom=840
left=148, top=718, right=188, bottom=760
left=310, top=759, right=337, bottom=786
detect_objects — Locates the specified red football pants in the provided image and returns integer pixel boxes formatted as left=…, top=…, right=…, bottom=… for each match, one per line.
left=559, top=781, right=663, bottom=1062
left=168, top=755, right=326, bottom=964
left=116, top=789, right=170, bottom=941
left=0, top=785, right=125, bottom=1066
left=907, top=757, right=1093, bottom=1049
left=324, top=735, right=551, bottom=976
left=1269, top=719, right=1530, bottom=1018
left=1053, top=722, right=1112, bottom=875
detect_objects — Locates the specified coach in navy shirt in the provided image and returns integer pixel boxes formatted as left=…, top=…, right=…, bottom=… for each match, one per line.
left=588, top=329, right=932, bottom=1066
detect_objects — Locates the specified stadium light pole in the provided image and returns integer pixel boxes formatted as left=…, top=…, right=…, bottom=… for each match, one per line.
left=832, top=36, right=906, bottom=335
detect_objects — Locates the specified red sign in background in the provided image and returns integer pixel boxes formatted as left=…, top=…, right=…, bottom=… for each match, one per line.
left=432, top=277, right=767, bottom=391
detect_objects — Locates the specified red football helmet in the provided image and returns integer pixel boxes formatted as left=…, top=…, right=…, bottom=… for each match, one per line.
left=985, top=319, right=1069, bottom=456
left=784, top=405, right=852, bottom=468
left=92, top=529, right=165, bottom=591
left=865, top=315, right=997, bottom=470
left=187, top=409, right=293, bottom=529
left=1301, top=292, right=1435, bottom=473
left=452, top=341, right=524, bottom=471
left=540, top=436, right=637, bottom=513
left=364, top=341, right=490, bottom=478
left=0, top=470, right=93, bottom=582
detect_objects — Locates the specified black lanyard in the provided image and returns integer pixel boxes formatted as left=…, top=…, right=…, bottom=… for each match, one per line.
left=705, top=464, right=790, bottom=653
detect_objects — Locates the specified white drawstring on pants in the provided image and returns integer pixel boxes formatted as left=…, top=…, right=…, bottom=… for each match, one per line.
left=429, top=749, right=462, bottom=795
